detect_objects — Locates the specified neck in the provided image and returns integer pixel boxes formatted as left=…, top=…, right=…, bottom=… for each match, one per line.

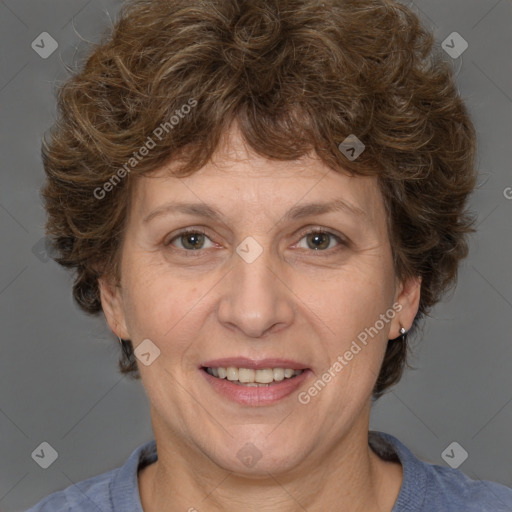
left=138, top=406, right=402, bottom=512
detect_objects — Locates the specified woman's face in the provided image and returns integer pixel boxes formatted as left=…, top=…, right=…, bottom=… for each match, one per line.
left=100, top=126, right=420, bottom=475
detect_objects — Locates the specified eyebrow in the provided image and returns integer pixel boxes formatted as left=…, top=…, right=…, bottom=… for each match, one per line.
left=142, top=198, right=367, bottom=225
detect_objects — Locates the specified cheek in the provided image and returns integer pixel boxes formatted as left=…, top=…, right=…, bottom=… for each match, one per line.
left=311, top=263, right=394, bottom=330
left=120, top=255, right=202, bottom=343
left=301, top=265, right=394, bottom=387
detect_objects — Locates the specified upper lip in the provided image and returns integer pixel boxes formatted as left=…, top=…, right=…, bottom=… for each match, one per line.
left=201, top=358, right=310, bottom=370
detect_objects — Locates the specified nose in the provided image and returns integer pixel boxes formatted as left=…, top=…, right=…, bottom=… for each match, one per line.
left=216, top=244, right=295, bottom=338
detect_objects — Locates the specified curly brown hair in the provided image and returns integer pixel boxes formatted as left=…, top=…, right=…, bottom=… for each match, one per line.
left=41, top=0, right=477, bottom=399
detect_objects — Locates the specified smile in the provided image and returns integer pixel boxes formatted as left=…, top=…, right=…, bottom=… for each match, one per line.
left=203, top=366, right=304, bottom=386
left=200, top=361, right=311, bottom=405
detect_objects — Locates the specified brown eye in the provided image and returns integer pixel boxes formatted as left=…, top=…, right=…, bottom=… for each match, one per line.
left=166, top=229, right=214, bottom=251
left=297, top=230, right=344, bottom=252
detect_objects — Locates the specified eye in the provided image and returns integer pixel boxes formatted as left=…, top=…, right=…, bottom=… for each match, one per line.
left=165, top=228, right=215, bottom=251
left=295, top=229, right=345, bottom=252
left=165, top=227, right=346, bottom=254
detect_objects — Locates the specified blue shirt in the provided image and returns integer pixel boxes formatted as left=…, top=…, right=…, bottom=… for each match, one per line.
left=26, top=431, right=512, bottom=511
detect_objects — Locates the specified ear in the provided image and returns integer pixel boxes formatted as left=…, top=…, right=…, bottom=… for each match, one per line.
left=98, top=274, right=130, bottom=340
left=390, top=275, right=421, bottom=338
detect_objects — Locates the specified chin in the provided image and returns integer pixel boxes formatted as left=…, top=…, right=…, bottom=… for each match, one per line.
left=204, top=431, right=309, bottom=477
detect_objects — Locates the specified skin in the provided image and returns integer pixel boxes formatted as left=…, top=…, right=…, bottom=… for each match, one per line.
left=99, top=123, right=421, bottom=511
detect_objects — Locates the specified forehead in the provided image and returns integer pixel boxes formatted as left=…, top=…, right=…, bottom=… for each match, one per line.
left=130, top=127, right=385, bottom=227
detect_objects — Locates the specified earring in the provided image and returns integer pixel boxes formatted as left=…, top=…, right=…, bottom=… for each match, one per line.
left=117, top=336, right=123, bottom=344
left=390, top=326, right=407, bottom=342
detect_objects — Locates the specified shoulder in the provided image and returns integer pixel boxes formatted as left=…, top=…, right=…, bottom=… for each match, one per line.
left=421, top=461, right=512, bottom=512
left=370, top=431, right=512, bottom=512
left=24, top=468, right=117, bottom=512
left=25, top=440, right=157, bottom=512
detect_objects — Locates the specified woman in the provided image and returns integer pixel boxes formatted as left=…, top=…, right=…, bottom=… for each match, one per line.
left=27, top=0, right=512, bottom=510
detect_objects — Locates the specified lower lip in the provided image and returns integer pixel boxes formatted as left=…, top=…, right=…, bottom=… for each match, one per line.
left=200, top=368, right=311, bottom=406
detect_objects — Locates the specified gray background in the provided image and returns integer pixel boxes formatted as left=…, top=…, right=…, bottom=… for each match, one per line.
left=0, top=0, right=511, bottom=510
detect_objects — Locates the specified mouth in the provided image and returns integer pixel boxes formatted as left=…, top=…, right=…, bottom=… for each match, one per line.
left=202, top=366, right=305, bottom=387
left=199, top=358, right=311, bottom=405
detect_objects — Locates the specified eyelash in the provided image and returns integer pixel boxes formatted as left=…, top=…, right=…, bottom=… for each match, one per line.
left=164, top=227, right=347, bottom=256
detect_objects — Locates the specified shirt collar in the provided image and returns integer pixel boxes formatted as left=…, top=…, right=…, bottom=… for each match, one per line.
left=370, top=430, right=428, bottom=511
left=111, top=439, right=157, bottom=512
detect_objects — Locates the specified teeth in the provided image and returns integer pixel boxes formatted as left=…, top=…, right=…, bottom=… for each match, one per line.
left=226, top=367, right=238, bottom=381
left=205, top=366, right=304, bottom=384
left=238, top=368, right=255, bottom=383
left=273, top=368, right=285, bottom=381
left=284, top=368, right=295, bottom=378
left=255, top=369, right=274, bottom=383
